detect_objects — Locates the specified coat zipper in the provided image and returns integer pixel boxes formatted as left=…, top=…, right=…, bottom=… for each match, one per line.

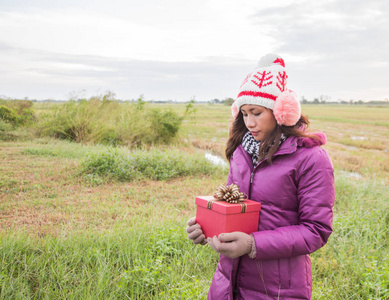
left=249, top=171, right=255, bottom=199
left=241, top=141, right=296, bottom=200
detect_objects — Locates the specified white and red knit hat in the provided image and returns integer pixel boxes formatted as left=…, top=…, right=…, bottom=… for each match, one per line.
left=231, top=53, right=301, bottom=126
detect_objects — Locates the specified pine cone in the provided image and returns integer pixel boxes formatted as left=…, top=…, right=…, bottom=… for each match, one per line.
left=214, top=184, right=246, bottom=203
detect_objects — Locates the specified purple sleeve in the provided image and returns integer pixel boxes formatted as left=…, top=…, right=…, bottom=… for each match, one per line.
left=252, top=150, right=335, bottom=260
left=226, top=161, right=234, bottom=185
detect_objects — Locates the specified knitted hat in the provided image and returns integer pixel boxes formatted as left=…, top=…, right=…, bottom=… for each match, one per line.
left=231, top=53, right=301, bottom=126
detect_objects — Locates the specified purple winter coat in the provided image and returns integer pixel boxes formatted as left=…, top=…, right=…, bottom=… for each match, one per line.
left=208, top=134, right=335, bottom=300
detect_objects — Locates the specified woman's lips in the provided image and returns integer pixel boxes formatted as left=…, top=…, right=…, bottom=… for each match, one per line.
left=250, top=131, right=259, bottom=136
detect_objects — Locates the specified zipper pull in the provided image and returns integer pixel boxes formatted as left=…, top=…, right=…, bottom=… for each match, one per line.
left=250, top=172, right=254, bottom=184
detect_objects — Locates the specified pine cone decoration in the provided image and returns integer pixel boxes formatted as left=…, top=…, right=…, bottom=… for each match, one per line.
left=214, top=183, right=246, bottom=203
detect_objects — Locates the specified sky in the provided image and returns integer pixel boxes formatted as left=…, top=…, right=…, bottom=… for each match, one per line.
left=0, top=0, right=388, bottom=102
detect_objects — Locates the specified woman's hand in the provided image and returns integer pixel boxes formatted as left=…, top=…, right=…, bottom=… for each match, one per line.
left=207, top=232, right=256, bottom=259
left=186, top=217, right=207, bottom=245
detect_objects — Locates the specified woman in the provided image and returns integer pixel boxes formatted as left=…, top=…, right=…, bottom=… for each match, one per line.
left=187, top=54, right=335, bottom=299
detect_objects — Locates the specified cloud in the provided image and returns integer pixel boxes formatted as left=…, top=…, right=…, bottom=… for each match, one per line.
left=0, top=3, right=276, bottom=63
left=0, top=0, right=388, bottom=101
left=252, top=0, right=389, bottom=60
left=0, top=42, right=254, bottom=100
left=249, top=0, right=389, bottom=100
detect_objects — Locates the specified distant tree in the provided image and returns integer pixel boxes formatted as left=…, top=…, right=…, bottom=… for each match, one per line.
left=209, top=98, right=220, bottom=104
left=313, top=98, right=320, bottom=104
left=68, top=89, right=87, bottom=101
left=223, top=97, right=235, bottom=106
left=135, top=94, right=146, bottom=110
left=319, top=95, right=330, bottom=104
left=102, top=90, right=116, bottom=101
left=301, top=96, right=308, bottom=104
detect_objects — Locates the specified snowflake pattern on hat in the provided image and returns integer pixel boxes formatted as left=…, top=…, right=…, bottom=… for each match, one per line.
left=236, top=54, right=288, bottom=111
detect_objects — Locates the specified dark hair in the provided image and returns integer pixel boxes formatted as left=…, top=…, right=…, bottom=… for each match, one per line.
left=225, top=109, right=317, bottom=164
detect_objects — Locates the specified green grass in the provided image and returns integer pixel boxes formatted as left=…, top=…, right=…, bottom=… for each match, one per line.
left=312, top=171, right=389, bottom=299
left=0, top=220, right=218, bottom=299
left=1, top=170, right=387, bottom=299
left=79, top=146, right=227, bottom=182
left=21, top=139, right=99, bottom=159
left=1, top=103, right=389, bottom=299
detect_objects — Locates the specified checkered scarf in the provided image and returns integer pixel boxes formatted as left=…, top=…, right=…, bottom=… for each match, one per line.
left=242, top=131, right=286, bottom=166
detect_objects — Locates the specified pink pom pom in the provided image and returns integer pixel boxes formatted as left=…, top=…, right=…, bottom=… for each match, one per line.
left=231, top=100, right=239, bottom=119
left=273, top=90, right=301, bottom=126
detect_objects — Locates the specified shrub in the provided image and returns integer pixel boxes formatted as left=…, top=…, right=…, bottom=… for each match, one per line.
left=0, top=105, right=19, bottom=126
left=0, top=119, right=16, bottom=140
left=35, top=97, right=187, bottom=146
left=147, top=108, right=182, bottom=144
left=36, top=100, right=93, bottom=142
left=0, top=100, right=35, bottom=127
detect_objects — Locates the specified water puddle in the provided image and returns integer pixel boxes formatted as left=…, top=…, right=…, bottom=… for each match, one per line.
left=351, top=136, right=367, bottom=140
left=344, top=145, right=358, bottom=150
left=205, top=152, right=228, bottom=168
left=338, top=170, right=362, bottom=179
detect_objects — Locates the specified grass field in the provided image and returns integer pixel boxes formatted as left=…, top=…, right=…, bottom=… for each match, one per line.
left=1, top=103, right=388, bottom=299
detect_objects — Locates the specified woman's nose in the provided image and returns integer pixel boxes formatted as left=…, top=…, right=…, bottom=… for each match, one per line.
left=246, top=115, right=255, bottom=128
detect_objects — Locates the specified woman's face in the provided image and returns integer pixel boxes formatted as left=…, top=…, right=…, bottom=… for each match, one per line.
left=241, top=104, right=277, bottom=141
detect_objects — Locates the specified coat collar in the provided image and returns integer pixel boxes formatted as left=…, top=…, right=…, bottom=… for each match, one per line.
left=274, top=136, right=298, bottom=156
left=236, top=136, right=299, bottom=170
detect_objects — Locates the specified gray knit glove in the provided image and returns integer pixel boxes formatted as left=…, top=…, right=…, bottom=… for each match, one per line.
left=186, top=217, right=207, bottom=245
left=207, top=232, right=257, bottom=259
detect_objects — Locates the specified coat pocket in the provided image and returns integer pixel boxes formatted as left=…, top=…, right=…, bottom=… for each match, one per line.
left=278, top=258, right=291, bottom=289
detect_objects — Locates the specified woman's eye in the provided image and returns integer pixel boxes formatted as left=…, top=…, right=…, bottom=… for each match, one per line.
left=254, top=113, right=261, bottom=116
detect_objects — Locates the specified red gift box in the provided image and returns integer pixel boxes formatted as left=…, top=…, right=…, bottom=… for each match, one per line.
left=195, top=195, right=261, bottom=238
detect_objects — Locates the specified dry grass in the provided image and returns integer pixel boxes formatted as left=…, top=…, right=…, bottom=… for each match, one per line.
left=1, top=104, right=388, bottom=236
left=180, top=104, right=389, bottom=182
left=0, top=143, right=225, bottom=236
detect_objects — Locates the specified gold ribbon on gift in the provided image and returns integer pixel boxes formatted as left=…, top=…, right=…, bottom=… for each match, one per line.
left=207, top=184, right=248, bottom=213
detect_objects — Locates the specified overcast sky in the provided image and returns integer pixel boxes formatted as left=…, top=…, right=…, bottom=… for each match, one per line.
left=0, top=0, right=388, bottom=102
